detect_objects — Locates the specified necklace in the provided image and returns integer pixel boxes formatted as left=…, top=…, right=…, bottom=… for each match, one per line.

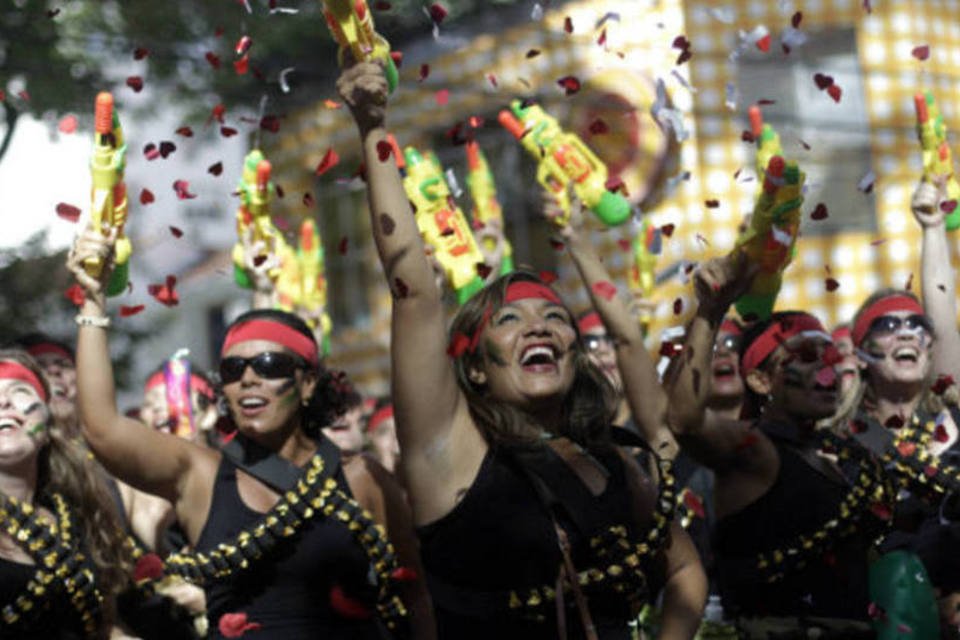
left=881, top=412, right=960, bottom=497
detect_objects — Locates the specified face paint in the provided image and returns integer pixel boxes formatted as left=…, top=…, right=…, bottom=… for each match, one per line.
left=27, top=422, right=48, bottom=437
left=275, top=378, right=299, bottom=407
left=484, top=339, right=508, bottom=367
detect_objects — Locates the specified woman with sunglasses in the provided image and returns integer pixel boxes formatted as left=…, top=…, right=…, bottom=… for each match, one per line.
left=0, top=348, right=134, bottom=638
left=334, top=60, right=758, bottom=639
left=844, top=179, right=960, bottom=630
left=673, top=310, right=894, bottom=635
left=67, top=228, right=434, bottom=639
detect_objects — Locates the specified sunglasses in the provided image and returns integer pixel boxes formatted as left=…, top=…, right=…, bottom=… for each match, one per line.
left=219, top=352, right=305, bottom=384
left=584, top=335, right=615, bottom=352
left=714, top=334, right=741, bottom=353
left=867, top=314, right=932, bottom=338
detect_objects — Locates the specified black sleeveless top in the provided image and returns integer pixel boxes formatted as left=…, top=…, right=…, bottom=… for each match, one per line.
left=195, top=456, right=388, bottom=640
left=0, top=557, right=87, bottom=639
left=417, top=441, right=658, bottom=640
left=714, top=422, right=874, bottom=620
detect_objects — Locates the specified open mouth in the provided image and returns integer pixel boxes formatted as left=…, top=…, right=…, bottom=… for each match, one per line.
left=892, top=347, right=919, bottom=364
left=712, top=362, right=736, bottom=380
left=520, top=343, right=558, bottom=371
left=238, top=396, right=269, bottom=416
left=0, top=416, right=23, bottom=433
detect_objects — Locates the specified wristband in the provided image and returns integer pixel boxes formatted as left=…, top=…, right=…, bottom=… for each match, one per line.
left=75, top=314, right=111, bottom=328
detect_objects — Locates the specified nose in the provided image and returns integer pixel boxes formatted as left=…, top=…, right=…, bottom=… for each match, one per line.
left=239, top=362, right=259, bottom=385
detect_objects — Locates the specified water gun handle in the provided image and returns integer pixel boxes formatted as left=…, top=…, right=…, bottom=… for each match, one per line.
left=913, top=90, right=960, bottom=230
left=320, top=0, right=399, bottom=93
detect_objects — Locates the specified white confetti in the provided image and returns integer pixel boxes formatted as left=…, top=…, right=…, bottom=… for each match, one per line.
left=708, top=6, right=735, bottom=23
left=781, top=26, right=808, bottom=50
left=729, top=25, right=769, bottom=61
left=595, top=11, right=621, bottom=28
left=531, top=3, right=544, bottom=21
left=664, top=170, right=692, bottom=199
left=241, top=0, right=252, bottom=14
left=444, top=168, right=463, bottom=198
left=671, top=70, right=697, bottom=93
left=724, top=82, right=738, bottom=110
left=651, top=79, right=689, bottom=143
left=270, top=5, right=299, bottom=15
left=278, top=67, right=295, bottom=93
left=858, top=170, right=877, bottom=193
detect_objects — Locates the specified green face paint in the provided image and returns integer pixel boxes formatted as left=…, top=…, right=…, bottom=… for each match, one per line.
left=484, top=339, right=508, bottom=367
left=276, top=379, right=300, bottom=408
left=27, top=422, right=48, bottom=437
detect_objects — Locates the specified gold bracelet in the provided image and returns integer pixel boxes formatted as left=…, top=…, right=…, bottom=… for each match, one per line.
left=75, top=314, right=111, bottom=328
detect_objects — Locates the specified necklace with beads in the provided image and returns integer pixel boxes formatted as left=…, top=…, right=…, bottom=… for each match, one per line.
left=878, top=411, right=960, bottom=497
left=0, top=492, right=104, bottom=637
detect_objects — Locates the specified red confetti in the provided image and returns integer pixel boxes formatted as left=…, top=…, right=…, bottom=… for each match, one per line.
left=338, top=236, right=349, bottom=255
left=303, top=192, right=315, bottom=208
left=159, top=141, right=176, bottom=158
left=617, top=239, right=631, bottom=252
left=934, top=423, right=950, bottom=443
left=47, top=8, right=60, bottom=18
left=435, top=89, right=450, bottom=106
left=791, top=11, right=803, bottom=28
left=315, top=148, right=340, bottom=176
left=563, top=16, right=573, bottom=33
left=139, top=188, right=155, bottom=205
left=911, top=45, right=930, bottom=61
left=597, top=28, right=607, bottom=47
left=682, top=489, right=706, bottom=519
left=588, top=118, right=609, bottom=135
left=673, top=297, right=683, bottom=315
left=17, top=90, right=29, bottom=101
left=660, top=223, right=675, bottom=237
left=133, top=47, right=150, bottom=60
left=905, top=273, right=914, bottom=290
left=147, top=275, right=179, bottom=307
left=119, top=305, right=146, bottom=317
left=390, top=566, right=418, bottom=582
left=886, top=414, right=906, bottom=430
left=826, top=84, right=842, bottom=103
left=218, top=612, right=262, bottom=638
left=235, top=35, right=252, bottom=56
left=931, top=374, right=954, bottom=395
left=64, top=284, right=84, bottom=307
left=825, top=277, right=839, bottom=292
left=220, top=126, right=238, bottom=137
left=486, top=73, right=498, bottom=88
left=173, top=180, right=196, bottom=200
left=659, top=341, right=679, bottom=358
left=704, top=199, right=719, bottom=208
left=233, top=54, right=249, bottom=75
left=897, top=441, right=917, bottom=457
left=205, top=51, right=221, bottom=69
left=813, top=73, right=834, bottom=90
left=211, top=103, right=226, bottom=124
left=323, top=99, right=342, bottom=110
left=418, top=64, right=430, bottom=81
left=605, top=175, right=627, bottom=195
left=755, top=34, right=772, bottom=52
left=175, top=126, right=193, bottom=137
left=133, top=553, right=164, bottom=582
left=55, top=203, right=81, bottom=223
left=428, top=3, right=448, bottom=24
left=526, top=49, right=541, bottom=59
left=539, top=271, right=558, bottom=284
left=393, top=277, right=410, bottom=299
left=169, top=226, right=184, bottom=238
left=940, top=199, right=958, bottom=214
left=592, top=280, right=617, bottom=301
left=390, top=50, right=404, bottom=68
left=475, top=262, right=492, bottom=280
left=58, top=114, right=77, bottom=134
left=811, top=203, right=828, bottom=220
left=126, top=76, right=144, bottom=92
left=376, top=140, right=394, bottom=162
left=208, top=162, right=223, bottom=176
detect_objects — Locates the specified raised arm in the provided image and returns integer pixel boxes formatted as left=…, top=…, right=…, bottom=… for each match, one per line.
left=913, top=179, right=960, bottom=382
left=546, top=196, right=676, bottom=458
left=67, top=228, right=214, bottom=505
left=337, top=62, right=484, bottom=523
left=657, top=523, right=707, bottom=640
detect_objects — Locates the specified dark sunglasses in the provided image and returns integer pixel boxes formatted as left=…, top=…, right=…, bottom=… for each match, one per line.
left=867, top=314, right=932, bottom=338
left=219, top=352, right=305, bottom=384
left=584, top=335, right=615, bottom=352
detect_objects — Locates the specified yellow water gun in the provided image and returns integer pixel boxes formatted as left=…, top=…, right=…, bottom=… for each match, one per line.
left=628, top=219, right=662, bottom=327
left=232, top=150, right=281, bottom=289
left=732, top=105, right=805, bottom=321
left=320, top=0, right=399, bottom=93
left=465, top=140, right=513, bottom=275
left=914, top=90, right=960, bottom=230
left=498, top=99, right=631, bottom=228
left=297, top=218, right=333, bottom=357
left=275, top=241, right=302, bottom=312
left=87, top=92, right=131, bottom=296
left=399, top=145, right=485, bottom=304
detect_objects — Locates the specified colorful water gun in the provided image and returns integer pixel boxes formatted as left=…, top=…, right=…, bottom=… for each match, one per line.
left=297, top=218, right=333, bottom=357
left=397, top=144, right=485, bottom=304
left=274, top=241, right=302, bottom=312
left=732, top=105, right=804, bottom=321
left=498, top=99, right=631, bottom=228
left=914, top=90, right=960, bottom=230
left=628, top=218, right=662, bottom=327
left=231, top=150, right=281, bottom=289
left=163, top=352, right=196, bottom=440
left=465, top=140, right=513, bottom=275
left=320, top=0, right=399, bottom=93
left=87, top=92, right=131, bottom=296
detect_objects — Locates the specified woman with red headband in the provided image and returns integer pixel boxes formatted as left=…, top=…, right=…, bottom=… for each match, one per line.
left=845, top=179, right=960, bottom=630
left=67, top=229, right=434, bottom=639
left=12, top=333, right=80, bottom=439
left=673, top=310, right=894, bottom=635
left=335, top=60, right=756, bottom=639
left=0, top=348, right=133, bottom=638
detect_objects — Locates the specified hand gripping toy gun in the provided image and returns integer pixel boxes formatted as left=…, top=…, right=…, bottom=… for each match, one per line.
left=231, top=150, right=281, bottom=289
left=732, top=105, right=805, bottom=321
left=87, top=92, right=131, bottom=296
left=320, top=0, right=399, bottom=93
left=914, top=90, right=960, bottom=230
left=465, top=140, right=513, bottom=275
left=498, top=99, right=631, bottom=228
left=297, top=218, right=333, bottom=357
left=397, top=144, right=485, bottom=304
left=628, top=218, right=662, bottom=327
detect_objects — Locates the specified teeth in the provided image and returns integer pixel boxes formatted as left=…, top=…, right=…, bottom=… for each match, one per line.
left=521, top=345, right=555, bottom=365
left=240, top=398, right=267, bottom=408
left=0, top=419, right=19, bottom=430
left=893, top=348, right=918, bottom=360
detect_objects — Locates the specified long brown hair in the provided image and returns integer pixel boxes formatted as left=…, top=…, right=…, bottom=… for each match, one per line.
left=0, top=350, right=133, bottom=623
left=448, top=271, right=618, bottom=448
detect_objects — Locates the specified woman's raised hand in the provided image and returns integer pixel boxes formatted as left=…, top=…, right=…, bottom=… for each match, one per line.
left=911, top=177, right=948, bottom=229
left=694, top=253, right=757, bottom=319
left=66, top=226, right=117, bottom=305
left=336, top=61, right=389, bottom=135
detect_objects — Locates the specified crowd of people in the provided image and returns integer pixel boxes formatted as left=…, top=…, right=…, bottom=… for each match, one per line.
left=1, top=58, right=960, bottom=640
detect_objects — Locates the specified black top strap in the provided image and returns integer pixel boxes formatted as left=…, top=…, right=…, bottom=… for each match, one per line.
left=222, top=434, right=340, bottom=493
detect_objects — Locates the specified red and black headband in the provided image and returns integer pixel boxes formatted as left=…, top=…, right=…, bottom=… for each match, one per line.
left=504, top=281, right=562, bottom=306
left=368, top=405, right=394, bottom=433
left=741, top=314, right=828, bottom=374
left=221, top=319, right=319, bottom=366
left=25, top=342, right=74, bottom=363
left=0, top=361, right=47, bottom=402
left=852, top=295, right=925, bottom=347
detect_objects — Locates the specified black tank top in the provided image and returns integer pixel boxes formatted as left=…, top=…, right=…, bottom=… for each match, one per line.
left=417, top=441, right=655, bottom=640
left=714, top=422, right=873, bottom=619
left=0, top=557, right=86, bottom=639
left=195, top=456, right=388, bottom=640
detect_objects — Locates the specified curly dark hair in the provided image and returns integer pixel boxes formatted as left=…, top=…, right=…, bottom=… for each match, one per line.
left=448, top=271, right=618, bottom=448
left=221, top=309, right=353, bottom=435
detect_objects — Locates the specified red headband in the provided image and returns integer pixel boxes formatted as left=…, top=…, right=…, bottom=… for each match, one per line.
left=221, top=319, right=319, bottom=366
left=741, top=314, right=827, bottom=374
left=720, top=319, right=743, bottom=336
left=504, top=281, right=562, bottom=305
left=145, top=371, right=216, bottom=400
left=831, top=326, right=851, bottom=343
left=368, top=405, right=394, bottom=433
left=578, top=311, right=603, bottom=333
left=25, top=343, right=74, bottom=363
left=0, top=361, right=47, bottom=402
left=852, top=295, right=925, bottom=347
